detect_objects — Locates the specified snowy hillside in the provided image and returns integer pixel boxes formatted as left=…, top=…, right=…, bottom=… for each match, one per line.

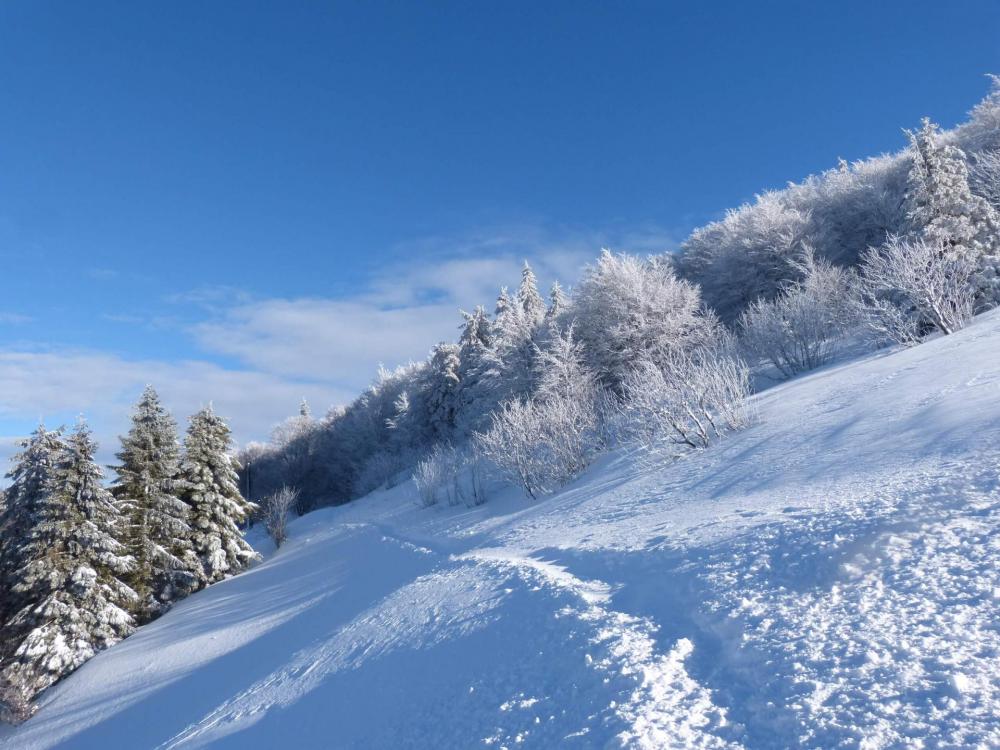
left=3, top=310, right=1000, bottom=749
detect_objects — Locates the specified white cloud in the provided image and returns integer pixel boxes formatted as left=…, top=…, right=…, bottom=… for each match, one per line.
left=0, top=349, right=351, bottom=472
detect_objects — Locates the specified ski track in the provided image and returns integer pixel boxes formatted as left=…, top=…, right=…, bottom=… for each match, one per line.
left=2, top=310, right=1000, bottom=748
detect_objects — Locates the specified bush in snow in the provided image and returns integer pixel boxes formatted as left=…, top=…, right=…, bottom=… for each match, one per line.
left=413, top=447, right=447, bottom=507
left=413, top=444, right=483, bottom=507
left=739, top=250, right=858, bottom=379
left=619, top=347, right=754, bottom=453
left=475, top=327, right=601, bottom=499
left=857, top=235, right=976, bottom=344
left=261, top=486, right=298, bottom=548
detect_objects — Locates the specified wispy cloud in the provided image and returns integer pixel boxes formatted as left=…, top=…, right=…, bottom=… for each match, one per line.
left=0, top=312, right=33, bottom=325
left=0, top=349, right=351, bottom=470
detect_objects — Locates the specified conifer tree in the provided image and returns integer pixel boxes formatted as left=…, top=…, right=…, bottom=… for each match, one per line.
left=113, top=386, right=198, bottom=616
left=422, top=343, right=461, bottom=438
left=546, top=282, right=568, bottom=324
left=178, top=407, right=259, bottom=585
left=0, top=426, right=64, bottom=645
left=517, top=261, right=547, bottom=327
left=454, top=306, right=493, bottom=434
left=906, top=118, right=1000, bottom=303
left=0, top=421, right=136, bottom=723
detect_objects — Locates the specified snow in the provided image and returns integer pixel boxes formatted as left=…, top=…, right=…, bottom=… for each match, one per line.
left=3, top=310, right=1000, bottom=748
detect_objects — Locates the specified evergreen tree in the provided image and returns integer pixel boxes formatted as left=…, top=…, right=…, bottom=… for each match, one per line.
left=113, top=386, right=198, bottom=617
left=487, top=282, right=538, bottom=401
left=179, top=407, right=259, bottom=585
left=546, top=282, right=568, bottom=324
left=906, top=118, right=1000, bottom=303
left=421, top=343, right=461, bottom=438
left=517, top=261, right=547, bottom=327
left=454, top=306, right=493, bottom=434
left=0, top=426, right=64, bottom=644
left=0, top=421, right=136, bottom=723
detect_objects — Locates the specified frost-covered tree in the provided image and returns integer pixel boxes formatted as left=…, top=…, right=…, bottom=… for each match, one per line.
left=178, top=406, right=259, bottom=585
left=905, top=118, right=1000, bottom=304
left=473, top=285, right=536, bottom=418
left=857, top=235, right=976, bottom=341
left=0, top=421, right=136, bottom=723
left=517, top=261, right=547, bottom=328
left=113, top=386, right=198, bottom=616
left=969, top=148, right=1000, bottom=209
left=674, top=192, right=814, bottom=321
left=454, top=306, right=493, bottom=433
left=545, top=282, right=569, bottom=327
left=573, top=250, right=718, bottom=390
left=419, top=343, right=461, bottom=439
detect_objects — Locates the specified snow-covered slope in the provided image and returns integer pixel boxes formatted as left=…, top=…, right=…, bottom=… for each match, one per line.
left=4, top=312, right=1000, bottom=749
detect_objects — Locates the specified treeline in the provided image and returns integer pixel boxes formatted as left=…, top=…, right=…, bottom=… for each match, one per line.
left=0, top=388, right=256, bottom=722
left=247, top=77, right=1000, bottom=513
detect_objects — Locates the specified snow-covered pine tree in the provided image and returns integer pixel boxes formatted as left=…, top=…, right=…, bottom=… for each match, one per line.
left=299, top=398, right=311, bottom=418
left=454, top=306, right=493, bottom=434
left=545, top=281, right=568, bottom=325
left=0, top=421, right=136, bottom=723
left=492, top=277, right=539, bottom=399
left=517, top=261, right=547, bottom=328
left=112, top=386, right=199, bottom=617
left=0, top=426, right=64, bottom=647
left=179, top=406, right=259, bottom=585
left=905, top=118, right=1000, bottom=305
left=421, top=343, right=461, bottom=439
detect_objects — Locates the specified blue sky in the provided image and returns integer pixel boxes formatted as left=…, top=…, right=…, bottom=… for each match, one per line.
left=1, top=0, right=999, bottom=461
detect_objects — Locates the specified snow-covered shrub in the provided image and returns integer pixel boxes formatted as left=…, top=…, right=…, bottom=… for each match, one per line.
left=475, top=391, right=600, bottom=501
left=740, top=251, right=858, bottom=378
left=857, top=235, right=976, bottom=343
left=413, top=447, right=447, bottom=507
left=261, top=486, right=298, bottom=548
left=414, top=444, right=488, bottom=508
left=619, top=348, right=754, bottom=452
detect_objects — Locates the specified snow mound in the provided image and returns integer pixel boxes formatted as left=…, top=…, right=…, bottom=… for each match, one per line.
left=3, top=310, right=1000, bottom=749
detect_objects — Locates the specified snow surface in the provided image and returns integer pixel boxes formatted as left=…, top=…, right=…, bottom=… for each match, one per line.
left=3, top=311, right=1000, bottom=749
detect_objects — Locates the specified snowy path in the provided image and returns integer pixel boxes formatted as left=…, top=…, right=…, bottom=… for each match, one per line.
left=2, top=311, right=1000, bottom=748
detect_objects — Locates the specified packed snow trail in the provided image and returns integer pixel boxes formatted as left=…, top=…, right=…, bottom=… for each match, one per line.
left=2, top=310, right=1000, bottom=748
